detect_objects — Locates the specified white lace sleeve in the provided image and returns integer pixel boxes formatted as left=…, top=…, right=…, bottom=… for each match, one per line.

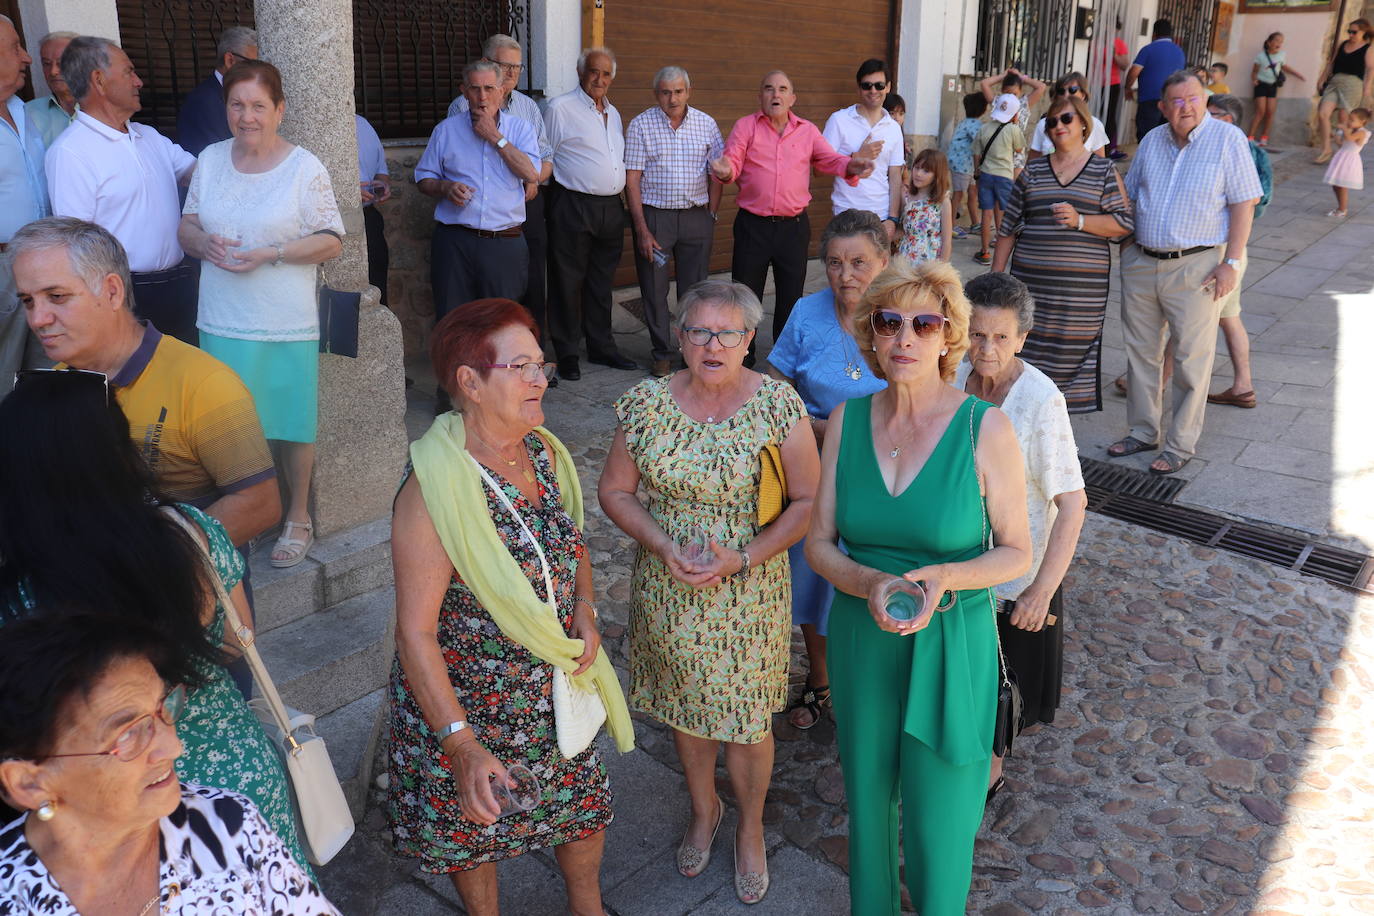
left=1032, top=388, right=1085, bottom=500
left=298, top=153, right=345, bottom=237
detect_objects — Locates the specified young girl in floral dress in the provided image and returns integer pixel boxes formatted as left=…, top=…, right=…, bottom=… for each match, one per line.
left=896, top=148, right=953, bottom=263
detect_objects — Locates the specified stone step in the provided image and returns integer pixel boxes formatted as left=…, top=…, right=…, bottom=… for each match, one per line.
left=248, top=518, right=392, bottom=635
left=255, top=584, right=395, bottom=719
left=315, top=687, right=387, bottom=821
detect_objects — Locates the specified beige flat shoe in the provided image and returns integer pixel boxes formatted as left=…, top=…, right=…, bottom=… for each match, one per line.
left=676, top=796, right=723, bottom=878
left=733, top=828, right=769, bottom=904
left=270, top=520, right=314, bottom=568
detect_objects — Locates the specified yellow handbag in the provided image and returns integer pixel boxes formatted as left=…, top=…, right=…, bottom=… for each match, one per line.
left=758, top=443, right=788, bottom=526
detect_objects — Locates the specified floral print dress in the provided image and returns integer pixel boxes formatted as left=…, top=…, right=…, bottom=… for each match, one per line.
left=897, top=193, right=942, bottom=263
left=385, top=435, right=613, bottom=874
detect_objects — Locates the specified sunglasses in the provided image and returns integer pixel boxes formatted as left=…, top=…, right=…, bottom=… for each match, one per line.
left=45, top=684, right=187, bottom=763
left=13, top=367, right=111, bottom=404
left=870, top=310, right=948, bottom=339
left=1053, top=85, right=1083, bottom=96
left=1045, top=112, right=1077, bottom=126
left=859, top=81, right=887, bottom=91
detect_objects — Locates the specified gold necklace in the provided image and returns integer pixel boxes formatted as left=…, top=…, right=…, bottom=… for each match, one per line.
left=137, top=892, right=161, bottom=916
left=470, top=430, right=535, bottom=484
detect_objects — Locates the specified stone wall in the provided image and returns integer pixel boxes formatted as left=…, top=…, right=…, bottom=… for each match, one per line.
left=376, top=142, right=433, bottom=364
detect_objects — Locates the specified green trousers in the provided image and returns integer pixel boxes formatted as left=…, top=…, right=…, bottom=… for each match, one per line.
left=829, top=603, right=991, bottom=915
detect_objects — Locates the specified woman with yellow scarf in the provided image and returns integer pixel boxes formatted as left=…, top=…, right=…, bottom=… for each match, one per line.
left=385, top=299, right=633, bottom=915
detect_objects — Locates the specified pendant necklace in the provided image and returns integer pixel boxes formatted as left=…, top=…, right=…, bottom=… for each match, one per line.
left=471, top=430, right=535, bottom=484
left=839, top=324, right=864, bottom=381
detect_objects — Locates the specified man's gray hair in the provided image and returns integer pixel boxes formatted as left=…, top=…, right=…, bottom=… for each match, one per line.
left=10, top=218, right=134, bottom=310
left=962, top=271, right=1035, bottom=334
left=61, top=36, right=119, bottom=102
left=653, top=66, right=690, bottom=90
left=675, top=279, right=764, bottom=332
left=483, top=33, right=521, bottom=60
left=577, top=46, right=616, bottom=78
left=463, top=58, right=502, bottom=83
left=1160, top=69, right=1203, bottom=97
left=820, top=209, right=888, bottom=261
left=39, top=30, right=80, bottom=46
left=216, top=26, right=257, bottom=57
left=1207, top=93, right=1243, bottom=124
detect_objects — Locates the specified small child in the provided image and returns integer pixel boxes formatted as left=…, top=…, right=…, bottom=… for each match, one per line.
left=897, top=148, right=953, bottom=264
left=945, top=92, right=987, bottom=237
left=1209, top=62, right=1231, bottom=94
left=974, top=94, right=1026, bottom=265
left=1324, top=107, right=1369, bottom=217
left=883, top=92, right=914, bottom=165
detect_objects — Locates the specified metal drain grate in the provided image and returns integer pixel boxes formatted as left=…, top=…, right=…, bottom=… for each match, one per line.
left=1081, top=477, right=1374, bottom=594
left=1079, top=457, right=1187, bottom=503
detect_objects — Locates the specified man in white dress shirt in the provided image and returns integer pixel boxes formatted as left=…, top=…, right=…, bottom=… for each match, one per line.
left=45, top=37, right=199, bottom=344
left=543, top=46, right=633, bottom=381
left=822, top=59, right=904, bottom=237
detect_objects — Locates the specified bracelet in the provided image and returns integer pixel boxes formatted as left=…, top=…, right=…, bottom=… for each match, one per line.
left=273, top=243, right=286, bottom=265
left=573, top=595, right=598, bottom=619
left=435, top=720, right=469, bottom=743
left=1076, top=213, right=1085, bottom=232
left=732, top=549, right=752, bottom=580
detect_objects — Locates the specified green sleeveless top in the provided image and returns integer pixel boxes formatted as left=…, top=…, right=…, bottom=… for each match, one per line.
left=832, top=394, right=997, bottom=766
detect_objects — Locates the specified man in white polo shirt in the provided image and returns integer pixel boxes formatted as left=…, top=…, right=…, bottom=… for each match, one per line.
left=822, top=58, right=904, bottom=237
left=45, top=36, right=198, bottom=344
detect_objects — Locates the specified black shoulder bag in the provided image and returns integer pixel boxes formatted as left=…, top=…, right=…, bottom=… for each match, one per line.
left=974, top=121, right=1011, bottom=175
left=1266, top=51, right=1286, bottom=88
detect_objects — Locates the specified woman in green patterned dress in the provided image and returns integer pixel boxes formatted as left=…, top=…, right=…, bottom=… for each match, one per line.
left=599, top=279, right=819, bottom=905
left=0, top=371, right=310, bottom=871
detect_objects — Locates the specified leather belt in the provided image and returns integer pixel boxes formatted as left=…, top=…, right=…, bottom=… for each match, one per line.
left=454, top=224, right=523, bottom=239
left=741, top=208, right=803, bottom=223
left=1139, top=244, right=1215, bottom=260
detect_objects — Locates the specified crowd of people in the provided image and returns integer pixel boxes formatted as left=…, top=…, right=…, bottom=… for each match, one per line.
left=0, top=10, right=1367, bottom=916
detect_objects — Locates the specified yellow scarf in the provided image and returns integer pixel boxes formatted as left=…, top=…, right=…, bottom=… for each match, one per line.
left=410, top=412, right=634, bottom=753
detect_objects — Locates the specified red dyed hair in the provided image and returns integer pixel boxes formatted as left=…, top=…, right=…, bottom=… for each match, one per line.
left=430, top=298, right=539, bottom=399
left=223, top=59, right=286, bottom=106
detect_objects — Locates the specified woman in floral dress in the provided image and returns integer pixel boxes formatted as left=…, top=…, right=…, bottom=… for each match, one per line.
left=0, top=371, right=309, bottom=871
left=599, top=280, right=819, bottom=904
left=387, top=299, right=632, bottom=914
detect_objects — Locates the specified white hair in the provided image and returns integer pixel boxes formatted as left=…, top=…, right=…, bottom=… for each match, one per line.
left=653, top=66, right=690, bottom=90
left=483, top=34, right=521, bottom=59
left=216, top=26, right=257, bottom=57
left=39, top=30, right=79, bottom=46
left=10, top=217, right=134, bottom=310
left=577, top=46, right=616, bottom=78
left=675, top=279, right=764, bottom=331
left=463, top=58, right=502, bottom=83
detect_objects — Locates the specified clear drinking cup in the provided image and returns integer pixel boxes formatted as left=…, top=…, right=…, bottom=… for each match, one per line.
left=675, top=524, right=710, bottom=567
left=874, top=577, right=928, bottom=628
left=491, top=764, right=541, bottom=818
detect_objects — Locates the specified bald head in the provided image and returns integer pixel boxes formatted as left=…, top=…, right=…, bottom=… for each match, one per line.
left=758, top=70, right=795, bottom=122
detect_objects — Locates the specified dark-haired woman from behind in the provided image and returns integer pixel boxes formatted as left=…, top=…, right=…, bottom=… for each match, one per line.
left=0, top=369, right=311, bottom=871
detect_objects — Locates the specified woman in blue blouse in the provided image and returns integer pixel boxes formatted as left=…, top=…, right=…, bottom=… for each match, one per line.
left=768, top=209, right=889, bottom=728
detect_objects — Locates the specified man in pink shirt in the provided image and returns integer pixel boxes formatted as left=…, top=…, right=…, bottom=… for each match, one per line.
left=711, top=70, right=876, bottom=352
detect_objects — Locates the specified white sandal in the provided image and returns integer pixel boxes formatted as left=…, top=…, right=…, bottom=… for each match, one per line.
left=270, top=520, right=314, bottom=568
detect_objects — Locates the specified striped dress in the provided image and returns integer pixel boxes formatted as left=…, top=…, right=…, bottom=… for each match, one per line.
left=999, top=155, right=1133, bottom=413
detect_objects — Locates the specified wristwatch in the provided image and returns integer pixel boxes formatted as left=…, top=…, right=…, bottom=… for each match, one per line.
left=496, top=136, right=509, bottom=150
left=731, top=549, right=752, bottom=581
left=1222, top=257, right=1242, bottom=268
left=435, top=720, right=469, bottom=743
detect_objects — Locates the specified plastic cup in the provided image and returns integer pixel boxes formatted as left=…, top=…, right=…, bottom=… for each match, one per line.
left=652, top=247, right=669, bottom=267
left=675, top=524, right=710, bottom=566
left=876, top=577, right=928, bottom=624
left=492, top=764, right=541, bottom=818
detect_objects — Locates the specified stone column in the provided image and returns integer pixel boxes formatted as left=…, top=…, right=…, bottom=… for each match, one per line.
left=256, top=0, right=408, bottom=537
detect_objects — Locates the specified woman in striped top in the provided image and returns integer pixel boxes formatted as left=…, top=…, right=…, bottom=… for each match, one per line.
left=992, top=94, right=1133, bottom=413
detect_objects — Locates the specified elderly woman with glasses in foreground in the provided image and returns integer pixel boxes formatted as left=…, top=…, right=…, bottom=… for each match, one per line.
left=599, top=279, right=818, bottom=904
left=0, top=613, right=339, bottom=915
left=807, top=260, right=1031, bottom=915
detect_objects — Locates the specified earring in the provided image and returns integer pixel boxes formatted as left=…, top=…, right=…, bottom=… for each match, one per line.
left=35, top=801, right=55, bottom=822
left=940, top=348, right=948, bottom=356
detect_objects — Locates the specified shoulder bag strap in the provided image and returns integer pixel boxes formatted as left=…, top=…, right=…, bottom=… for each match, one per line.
left=468, top=455, right=558, bottom=617
left=967, top=403, right=1012, bottom=691
left=975, top=121, right=1009, bottom=173
left=1265, top=51, right=1280, bottom=76
left=159, top=506, right=302, bottom=751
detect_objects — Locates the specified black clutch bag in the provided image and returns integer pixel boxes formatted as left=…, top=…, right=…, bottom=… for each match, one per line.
left=318, top=286, right=360, bottom=358
left=992, top=655, right=1024, bottom=757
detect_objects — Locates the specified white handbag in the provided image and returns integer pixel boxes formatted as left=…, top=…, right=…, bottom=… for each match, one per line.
left=472, top=459, right=608, bottom=758
left=164, top=507, right=355, bottom=866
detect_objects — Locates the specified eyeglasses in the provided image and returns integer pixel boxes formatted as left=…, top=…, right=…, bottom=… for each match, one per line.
left=870, top=310, right=948, bottom=339
left=476, top=361, right=555, bottom=383
left=1053, top=85, right=1083, bottom=96
left=1044, top=112, right=1076, bottom=126
left=46, top=685, right=187, bottom=763
left=859, top=81, right=887, bottom=91
left=13, top=367, right=111, bottom=404
left=228, top=51, right=253, bottom=63
left=682, top=327, right=748, bottom=348
left=485, top=58, right=523, bottom=75
left=1167, top=96, right=1202, bottom=108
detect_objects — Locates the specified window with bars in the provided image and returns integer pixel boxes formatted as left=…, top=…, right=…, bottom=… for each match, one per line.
left=974, top=0, right=1078, bottom=81
left=1155, top=0, right=1220, bottom=69
left=115, top=0, right=531, bottom=142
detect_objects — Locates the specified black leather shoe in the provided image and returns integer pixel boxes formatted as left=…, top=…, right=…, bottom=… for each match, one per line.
left=558, top=357, right=581, bottom=381
left=589, top=352, right=637, bottom=371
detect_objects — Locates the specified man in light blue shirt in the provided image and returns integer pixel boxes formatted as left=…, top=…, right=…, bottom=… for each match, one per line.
left=1, top=16, right=53, bottom=394
left=24, top=31, right=78, bottom=148
left=1110, top=72, right=1261, bottom=476
left=356, top=113, right=391, bottom=305
left=415, top=59, right=539, bottom=327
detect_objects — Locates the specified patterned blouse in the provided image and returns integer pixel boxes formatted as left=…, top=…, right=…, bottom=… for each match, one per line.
left=896, top=193, right=943, bottom=263
left=0, top=784, right=339, bottom=915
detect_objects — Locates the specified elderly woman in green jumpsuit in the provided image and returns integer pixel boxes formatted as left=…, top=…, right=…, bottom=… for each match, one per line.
left=806, top=259, right=1031, bottom=915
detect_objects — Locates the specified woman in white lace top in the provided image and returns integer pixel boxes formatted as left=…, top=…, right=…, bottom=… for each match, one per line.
left=956, top=271, right=1087, bottom=801
left=178, top=59, right=344, bottom=570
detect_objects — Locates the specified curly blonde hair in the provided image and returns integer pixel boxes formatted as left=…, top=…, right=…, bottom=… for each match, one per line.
left=852, top=259, right=971, bottom=383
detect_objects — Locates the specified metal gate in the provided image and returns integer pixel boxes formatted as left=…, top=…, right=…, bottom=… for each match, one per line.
left=974, top=0, right=1078, bottom=80
left=116, top=0, right=531, bottom=141
left=1155, top=0, right=1219, bottom=68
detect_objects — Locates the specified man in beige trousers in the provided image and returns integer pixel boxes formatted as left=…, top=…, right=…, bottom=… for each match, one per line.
left=1108, top=71, right=1261, bottom=475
